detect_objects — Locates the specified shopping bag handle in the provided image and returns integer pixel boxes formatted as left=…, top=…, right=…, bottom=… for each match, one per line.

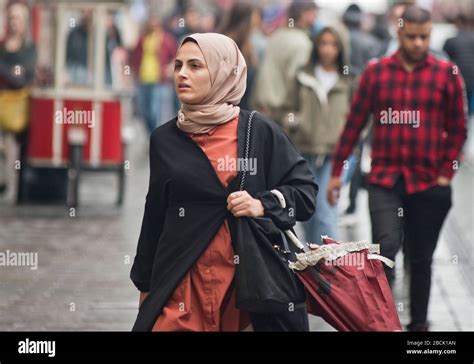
left=270, top=190, right=396, bottom=269
left=270, top=189, right=308, bottom=251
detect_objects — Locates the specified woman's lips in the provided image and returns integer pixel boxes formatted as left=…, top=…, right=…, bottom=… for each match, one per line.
left=178, top=84, right=191, bottom=90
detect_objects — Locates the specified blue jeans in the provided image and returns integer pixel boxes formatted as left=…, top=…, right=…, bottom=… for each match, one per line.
left=137, top=83, right=163, bottom=134
left=301, top=154, right=338, bottom=243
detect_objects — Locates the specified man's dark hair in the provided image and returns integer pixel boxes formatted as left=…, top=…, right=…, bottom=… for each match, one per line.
left=287, top=0, right=318, bottom=22
left=401, top=5, right=432, bottom=24
left=343, top=4, right=362, bottom=29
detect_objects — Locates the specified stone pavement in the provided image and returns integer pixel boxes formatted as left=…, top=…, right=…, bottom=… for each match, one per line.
left=0, top=119, right=472, bottom=331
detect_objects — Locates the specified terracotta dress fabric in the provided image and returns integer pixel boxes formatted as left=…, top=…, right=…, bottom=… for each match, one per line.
left=152, top=116, right=251, bottom=331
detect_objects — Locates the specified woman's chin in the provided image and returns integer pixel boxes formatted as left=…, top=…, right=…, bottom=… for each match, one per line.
left=178, top=95, right=203, bottom=105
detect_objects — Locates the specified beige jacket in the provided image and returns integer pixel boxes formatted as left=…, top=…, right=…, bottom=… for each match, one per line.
left=251, top=27, right=313, bottom=121
left=286, top=63, right=352, bottom=156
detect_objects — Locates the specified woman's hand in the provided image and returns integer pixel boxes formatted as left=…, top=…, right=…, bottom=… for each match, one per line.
left=227, top=191, right=264, bottom=217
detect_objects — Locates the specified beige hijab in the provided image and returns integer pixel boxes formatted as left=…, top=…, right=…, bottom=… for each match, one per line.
left=176, top=33, right=247, bottom=134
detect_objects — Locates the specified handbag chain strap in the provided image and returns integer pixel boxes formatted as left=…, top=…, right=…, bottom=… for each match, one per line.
left=239, top=110, right=257, bottom=191
left=237, top=110, right=308, bottom=253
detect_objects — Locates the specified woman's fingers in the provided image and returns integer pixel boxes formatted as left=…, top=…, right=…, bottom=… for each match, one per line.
left=227, top=197, right=252, bottom=216
left=227, top=195, right=248, bottom=210
left=228, top=201, right=251, bottom=215
left=233, top=209, right=248, bottom=217
left=231, top=201, right=251, bottom=214
left=227, top=191, right=248, bottom=202
left=227, top=191, right=250, bottom=209
left=226, top=191, right=264, bottom=217
left=233, top=203, right=254, bottom=216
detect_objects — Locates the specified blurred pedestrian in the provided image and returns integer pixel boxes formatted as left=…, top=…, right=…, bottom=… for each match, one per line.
left=327, top=6, right=467, bottom=331
left=0, top=1, right=35, bottom=89
left=288, top=26, right=351, bottom=243
left=0, top=0, right=37, bottom=198
left=381, top=1, right=411, bottom=56
left=219, top=2, right=262, bottom=109
left=169, top=4, right=203, bottom=41
left=104, top=12, right=124, bottom=88
left=66, top=9, right=93, bottom=84
left=343, top=3, right=381, bottom=77
left=443, top=14, right=474, bottom=116
left=252, top=0, right=318, bottom=126
left=131, top=15, right=177, bottom=134
left=249, top=6, right=267, bottom=64
left=341, top=3, right=381, bottom=217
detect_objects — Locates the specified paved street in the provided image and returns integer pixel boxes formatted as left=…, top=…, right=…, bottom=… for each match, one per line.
left=0, top=118, right=472, bottom=331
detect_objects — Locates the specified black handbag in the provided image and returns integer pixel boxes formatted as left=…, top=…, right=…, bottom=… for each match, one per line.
left=232, top=111, right=306, bottom=314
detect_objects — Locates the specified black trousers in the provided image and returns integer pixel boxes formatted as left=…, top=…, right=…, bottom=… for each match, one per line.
left=249, top=306, right=310, bottom=331
left=368, top=177, right=452, bottom=324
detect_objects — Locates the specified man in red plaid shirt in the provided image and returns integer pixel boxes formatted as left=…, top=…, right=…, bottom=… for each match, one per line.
left=327, top=5, right=467, bottom=331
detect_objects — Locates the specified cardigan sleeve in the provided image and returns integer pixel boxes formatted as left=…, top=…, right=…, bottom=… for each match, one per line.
left=130, top=133, right=168, bottom=292
left=255, top=116, right=318, bottom=230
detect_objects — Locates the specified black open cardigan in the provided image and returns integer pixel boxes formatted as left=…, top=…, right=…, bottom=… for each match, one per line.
left=130, top=109, right=318, bottom=331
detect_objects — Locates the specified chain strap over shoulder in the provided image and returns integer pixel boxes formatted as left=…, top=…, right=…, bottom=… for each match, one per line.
left=239, top=110, right=257, bottom=191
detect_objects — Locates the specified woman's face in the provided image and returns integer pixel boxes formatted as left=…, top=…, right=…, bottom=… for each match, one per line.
left=317, top=31, right=339, bottom=67
left=174, top=41, right=212, bottom=105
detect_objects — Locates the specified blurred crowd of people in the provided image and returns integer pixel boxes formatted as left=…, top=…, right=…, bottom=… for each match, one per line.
left=1, top=0, right=473, bottom=134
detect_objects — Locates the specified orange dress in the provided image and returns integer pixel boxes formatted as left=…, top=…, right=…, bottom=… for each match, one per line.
left=152, top=116, right=251, bottom=331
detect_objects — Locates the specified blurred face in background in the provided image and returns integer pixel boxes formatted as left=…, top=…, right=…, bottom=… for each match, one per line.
left=105, top=13, right=114, bottom=29
left=200, top=13, right=216, bottom=33
left=81, top=8, right=93, bottom=29
left=398, top=21, right=432, bottom=63
left=390, top=4, right=406, bottom=30
left=251, top=8, right=263, bottom=30
left=184, top=7, right=201, bottom=32
left=174, top=41, right=211, bottom=104
left=7, top=3, right=28, bottom=38
left=146, top=15, right=160, bottom=33
left=301, top=7, right=318, bottom=29
left=316, top=31, right=340, bottom=68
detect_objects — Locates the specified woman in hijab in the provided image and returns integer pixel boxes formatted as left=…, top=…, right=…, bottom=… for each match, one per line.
left=130, top=33, right=318, bottom=331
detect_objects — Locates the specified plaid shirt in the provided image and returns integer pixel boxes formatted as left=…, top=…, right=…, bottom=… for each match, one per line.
left=332, top=50, right=468, bottom=194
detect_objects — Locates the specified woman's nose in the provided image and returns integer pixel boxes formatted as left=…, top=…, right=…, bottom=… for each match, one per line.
left=178, top=66, right=188, bottom=79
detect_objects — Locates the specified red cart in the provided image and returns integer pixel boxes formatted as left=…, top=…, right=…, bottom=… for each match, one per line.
left=23, top=1, right=132, bottom=207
